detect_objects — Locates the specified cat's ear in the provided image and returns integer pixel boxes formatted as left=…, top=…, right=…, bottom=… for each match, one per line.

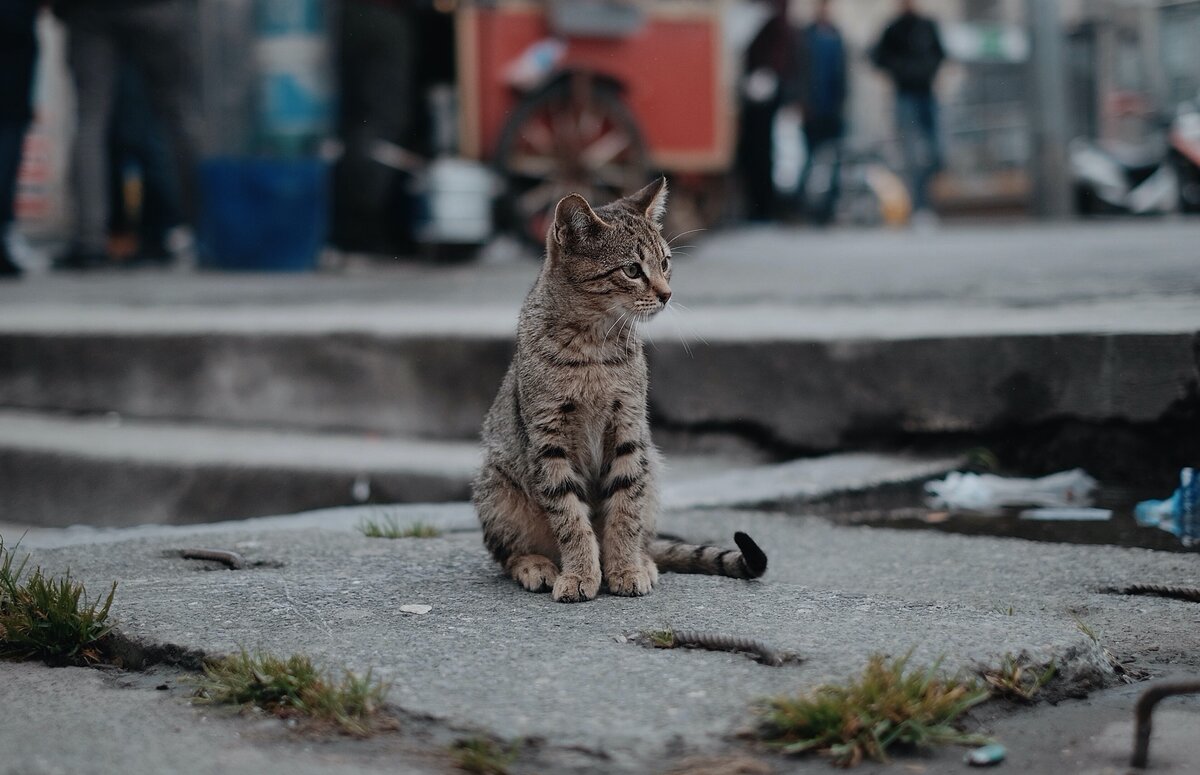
left=624, top=176, right=668, bottom=226
left=551, top=193, right=608, bottom=249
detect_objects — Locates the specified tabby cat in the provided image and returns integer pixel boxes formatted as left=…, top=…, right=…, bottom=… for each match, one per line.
left=473, top=178, right=767, bottom=603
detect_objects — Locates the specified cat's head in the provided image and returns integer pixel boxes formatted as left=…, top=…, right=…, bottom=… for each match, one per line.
left=545, top=177, right=673, bottom=319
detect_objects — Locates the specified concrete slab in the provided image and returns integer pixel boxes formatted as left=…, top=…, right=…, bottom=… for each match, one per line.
left=0, top=411, right=479, bottom=527
left=0, top=661, right=442, bottom=775
left=2, top=329, right=1193, bottom=450
left=0, top=407, right=956, bottom=531
left=2, top=224, right=1197, bottom=448
left=7, top=500, right=1197, bottom=773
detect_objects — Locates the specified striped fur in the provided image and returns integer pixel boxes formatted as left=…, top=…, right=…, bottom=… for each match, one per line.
left=648, top=532, right=768, bottom=580
left=472, top=180, right=769, bottom=602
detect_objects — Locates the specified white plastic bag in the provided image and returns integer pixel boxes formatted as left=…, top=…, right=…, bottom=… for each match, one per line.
left=925, top=469, right=1097, bottom=511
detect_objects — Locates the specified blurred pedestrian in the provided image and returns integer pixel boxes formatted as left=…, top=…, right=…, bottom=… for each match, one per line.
left=0, top=0, right=39, bottom=279
left=738, top=0, right=791, bottom=222
left=333, top=0, right=422, bottom=255
left=784, top=0, right=847, bottom=226
left=53, top=0, right=201, bottom=270
left=107, top=60, right=183, bottom=266
left=871, top=0, right=945, bottom=225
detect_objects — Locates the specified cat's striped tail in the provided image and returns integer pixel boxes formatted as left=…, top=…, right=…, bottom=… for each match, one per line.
left=648, top=532, right=767, bottom=580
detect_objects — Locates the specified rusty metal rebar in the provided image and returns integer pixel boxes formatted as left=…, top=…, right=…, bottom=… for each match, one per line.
left=1130, top=680, right=1200, bottom=768
left=179, top=548, right=246, bottom=570
left=671, top=630, right=786, bottom=667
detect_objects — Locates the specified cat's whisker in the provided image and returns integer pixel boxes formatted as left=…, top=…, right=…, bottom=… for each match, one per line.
left=667, top=302, right=709, bottom=347
left=667, top=227, right=706, bottom=246
left=666, top=305, right=693, bottom=358
left=604, top=311, right=630, bottom=343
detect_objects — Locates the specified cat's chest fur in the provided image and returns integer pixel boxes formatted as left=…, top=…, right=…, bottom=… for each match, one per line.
left=543, top=358, right=640, bottom=481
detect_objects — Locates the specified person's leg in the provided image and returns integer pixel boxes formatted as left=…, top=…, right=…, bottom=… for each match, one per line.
left=0, top=121, right=27, bottom=230
left=0, top=120, right=29, bottom=275
left=806, top=117, right=842, bottom=225
left=334, top=1, right=417, bottom=253
left=64, top=11, right=119, bottom=259
left=894, top=93, right=927, bottom=211
left=739, top=98, right=778, bottom=221
left=118, top=0, right=201, bottom=232
left=915, top=94, right=941, bottom=213
left=795, top=123, right=818, bottom=220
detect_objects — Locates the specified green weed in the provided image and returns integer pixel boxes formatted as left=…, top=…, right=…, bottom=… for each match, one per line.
left=643, top=628, right=677, bottom=648
left=194, top=649, right=388, bottom=736
left=1072, top=613, right=1098, bottom=642
left=451, top=737, right=519, bottom=774
left=0, top=537, right=116, bottom=666
left=359, top=517, right=442, bottom=539
left=980, top=653, right=1057, bottom=702
left=756, top=652, right=990, bottom=767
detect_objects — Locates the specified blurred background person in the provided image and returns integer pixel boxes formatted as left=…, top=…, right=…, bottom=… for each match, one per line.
left=784, top=0, right=847, bottom=227
left=738, top=0, right=791, bottom=223
left=871, top=0, right=945, bottom=227
left=53, top=0, right=201, bottom=270
left=333, top=0, right=423, bottom=257
left=106, top=60, right=183, bottom=267
left=0, top=0, right=39, bottom=279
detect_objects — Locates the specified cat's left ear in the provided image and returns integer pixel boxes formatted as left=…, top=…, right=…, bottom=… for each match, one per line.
left=624, top=176, right=668, bottom=226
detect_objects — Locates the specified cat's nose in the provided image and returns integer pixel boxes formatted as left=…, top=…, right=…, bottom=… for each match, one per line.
left=657, top=289, right=672, bottom=304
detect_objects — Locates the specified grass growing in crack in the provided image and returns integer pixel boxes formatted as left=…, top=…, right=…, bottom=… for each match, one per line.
left=756, top=652, right=990, bottom=767
left=451, top=737, right=519, bottom=775
left=643, top=627, right=677, bottom=648
left=194, top=649, right=388, bottom=736
left=1072, top=613, right=1098, bottom=642
left=0, top=537, right=116, bottom=666
left=359, top=517, right=442, bottom=539
left=980, top=653, right=1057, bottom=702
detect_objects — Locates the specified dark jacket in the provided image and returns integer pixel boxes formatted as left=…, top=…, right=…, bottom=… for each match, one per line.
left=871, top=11, right=945, bottom=95
left=0, top=0, right=38, bottom=122
left=784, top=21, right=847, bottom=123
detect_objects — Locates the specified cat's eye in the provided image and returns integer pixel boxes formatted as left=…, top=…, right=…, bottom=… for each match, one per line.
left=661, top=258, right=669, bottom=272
left=622, top=263, right=642, bottom=279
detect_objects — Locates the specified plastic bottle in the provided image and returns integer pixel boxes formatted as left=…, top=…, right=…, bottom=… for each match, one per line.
left=1134, top=468, right=1198, bottom=547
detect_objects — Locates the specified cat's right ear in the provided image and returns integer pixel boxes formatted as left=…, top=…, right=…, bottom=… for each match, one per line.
left=551, top=193, right=608, bottom=251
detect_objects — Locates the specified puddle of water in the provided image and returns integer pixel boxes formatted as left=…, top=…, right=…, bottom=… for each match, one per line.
left=806, top=483, right=1196, bottom=553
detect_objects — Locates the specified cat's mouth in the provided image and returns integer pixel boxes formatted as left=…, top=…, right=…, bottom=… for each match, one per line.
left=632, top=301, right=666, bottom=319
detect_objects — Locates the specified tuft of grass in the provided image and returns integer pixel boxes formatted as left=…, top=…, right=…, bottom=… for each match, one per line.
left=643, top=628, right=677, bottom=648
left=451, top=737, right=519, bottom=775
left=756, top=652, right=990, bottom=767
left=194, top=649, right=388, bottom=736
left=359, top=517, right=442, bottom=539
left=990, top=603, right=1015, bottom=616
left=980, top=653, right=1057, bottom=702
left=0, top=537, right=116, bottom=666
left=1071, top=613, right=1098, bottom=642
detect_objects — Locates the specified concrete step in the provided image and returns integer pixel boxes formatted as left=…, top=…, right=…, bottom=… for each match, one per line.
left=1, top=301, right=1196, bottom=451
left=0, top=409, right=958, bottom=528
left=0, top=410, right=479, bottom=527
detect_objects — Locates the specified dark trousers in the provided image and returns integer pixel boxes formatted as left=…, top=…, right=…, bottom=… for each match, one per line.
left=107, top=62, right=182, bottom=252
left=796, top=115, right=843, bottom=225
left=333, top=1, right=418, bottom=253
left=738, top=96, right=780, bottom=222
left=0, top=120, right=28, bottom=229
left=896, top=91, right=941, bottom=212
left=61, top=0, right=200, bottom=251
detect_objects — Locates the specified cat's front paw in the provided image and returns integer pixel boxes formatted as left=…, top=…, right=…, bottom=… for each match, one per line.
left=604, top=561, right=657, bottom=597
left=509, top=555, right=559, bottom=592
left=551, top=572, right=600, bottom=603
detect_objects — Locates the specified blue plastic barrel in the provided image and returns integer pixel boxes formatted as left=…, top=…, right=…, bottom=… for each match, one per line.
left=198, top=157, right=328, bottom=271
